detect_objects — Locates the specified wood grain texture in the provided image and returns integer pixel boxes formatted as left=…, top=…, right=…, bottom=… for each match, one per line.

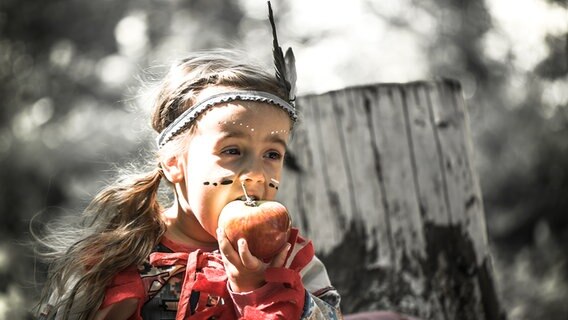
left=277, top=80, right=503, bottom=319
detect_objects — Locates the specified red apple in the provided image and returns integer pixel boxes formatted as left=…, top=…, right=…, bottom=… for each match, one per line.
left=218, top=200, right=291, bottom=261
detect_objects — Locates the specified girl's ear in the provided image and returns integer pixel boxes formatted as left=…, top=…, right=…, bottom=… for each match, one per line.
left=161, top=155, right=184, bottom=183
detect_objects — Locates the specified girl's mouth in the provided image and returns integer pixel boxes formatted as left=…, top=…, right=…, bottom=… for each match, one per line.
left=237, top=182, right=260, bottom=205
left=235, top=195, right=259, bottom=201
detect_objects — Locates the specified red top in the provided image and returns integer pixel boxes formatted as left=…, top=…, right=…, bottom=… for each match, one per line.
left=101, top=228, right=314, bottom=320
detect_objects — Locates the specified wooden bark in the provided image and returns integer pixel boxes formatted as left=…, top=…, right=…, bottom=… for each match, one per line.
left=276, top=80, right=504, bottom=320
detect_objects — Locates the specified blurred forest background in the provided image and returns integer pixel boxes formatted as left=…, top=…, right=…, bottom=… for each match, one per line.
left=0, top=0, right=567, bottom=319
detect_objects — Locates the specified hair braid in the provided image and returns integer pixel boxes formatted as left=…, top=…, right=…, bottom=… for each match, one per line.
left=37, top=166, right=166, bottom=319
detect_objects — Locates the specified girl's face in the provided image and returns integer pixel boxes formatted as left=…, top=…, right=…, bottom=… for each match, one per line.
left=174, top=90, right=292, bottom=241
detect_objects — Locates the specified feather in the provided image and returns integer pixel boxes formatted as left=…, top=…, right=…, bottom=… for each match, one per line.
left=285, top=48, right=297, bottom=102
left=267, top=1, right=291, bottom=96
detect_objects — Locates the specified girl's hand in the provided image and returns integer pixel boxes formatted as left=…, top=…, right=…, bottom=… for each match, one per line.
left=217, top=227, right=291, bottom=292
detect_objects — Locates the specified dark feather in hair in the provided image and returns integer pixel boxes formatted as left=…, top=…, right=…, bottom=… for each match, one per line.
left=284, top=48, right=297, bottom=102
left=268, top=1, right=292, bottom=97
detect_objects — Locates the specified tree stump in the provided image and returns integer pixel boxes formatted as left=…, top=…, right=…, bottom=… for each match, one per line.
left=277, top=80, right=504, bottom=320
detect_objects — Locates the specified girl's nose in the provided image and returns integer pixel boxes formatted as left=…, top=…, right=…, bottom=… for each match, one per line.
left=239, top=157, right=265, bottom=184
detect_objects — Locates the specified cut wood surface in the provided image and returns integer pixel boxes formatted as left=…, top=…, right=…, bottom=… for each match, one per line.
left=277, top=80, right=503, bottom=320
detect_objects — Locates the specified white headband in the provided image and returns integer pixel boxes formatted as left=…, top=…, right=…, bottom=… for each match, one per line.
left=156, top=90, right=297, bottom=148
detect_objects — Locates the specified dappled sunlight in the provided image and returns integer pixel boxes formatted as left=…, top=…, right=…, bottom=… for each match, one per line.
left=279, top=0, right=434, bottom=93
left=503, top=71, right=531, bottom=109
left=96, top=54, right=136, bottom=89
left=31, top=98, right=55, bottom=127
left=49, top=40, right=75, bottom=69
left=0, top=286, right=26, bottom=320
left=486, top=0, right=568, bottom=72
left=541, top=76, right=568, bottom=118
left=115, top=11, right=149, bottom=58
left=481, top=30, right=511, bottom=63
left=0, top=245, right=27, bottom=319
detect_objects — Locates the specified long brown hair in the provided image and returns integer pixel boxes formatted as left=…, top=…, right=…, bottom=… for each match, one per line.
left=35, top=49, right=287, bottom=319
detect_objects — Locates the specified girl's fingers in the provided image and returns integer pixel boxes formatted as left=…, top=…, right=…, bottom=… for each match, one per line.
left=237, top=239, right=263, bottom=271
left=217, top=228, right=240, bottom=265
left=270, top=243, right=291, bottom=268
left=217, top=229, right=262, bottom=271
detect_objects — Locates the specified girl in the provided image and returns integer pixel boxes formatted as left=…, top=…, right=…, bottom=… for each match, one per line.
left=36, top=6, right=342, bottom=319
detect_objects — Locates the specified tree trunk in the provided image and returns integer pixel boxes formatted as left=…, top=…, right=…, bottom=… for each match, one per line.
left=277, top=80, right=504, bottom=320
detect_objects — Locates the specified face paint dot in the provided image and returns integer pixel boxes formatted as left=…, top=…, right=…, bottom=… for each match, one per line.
left=239, top=123, right=243, bottom=126
left=269, top=183, right=276, bottom=188
left=220, top=179, right=233, bottom=185
left=203, top=182, right=210, bottom=185
left=251, top=128, right=254, bottom=132
left=213, top=182, right=218, bottom=186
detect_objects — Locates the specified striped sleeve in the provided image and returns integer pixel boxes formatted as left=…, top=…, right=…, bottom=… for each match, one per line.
left=298, top=258, right=342, bottom=320
left=286, top=230, right=343, bottom=320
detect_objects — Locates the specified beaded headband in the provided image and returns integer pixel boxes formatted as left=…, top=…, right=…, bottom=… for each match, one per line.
left=156, top=91, right=297, bottom=148
left=156, top=2, right=297, bottom=149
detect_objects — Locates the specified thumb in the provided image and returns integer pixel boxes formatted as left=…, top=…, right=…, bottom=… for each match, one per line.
left=238, top=238, right=263, bottom=271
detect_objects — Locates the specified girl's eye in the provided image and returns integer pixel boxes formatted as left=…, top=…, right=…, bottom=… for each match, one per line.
left=265, top=150, right=283, bottom=160
left=221, top=147, right=241, bottom=156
